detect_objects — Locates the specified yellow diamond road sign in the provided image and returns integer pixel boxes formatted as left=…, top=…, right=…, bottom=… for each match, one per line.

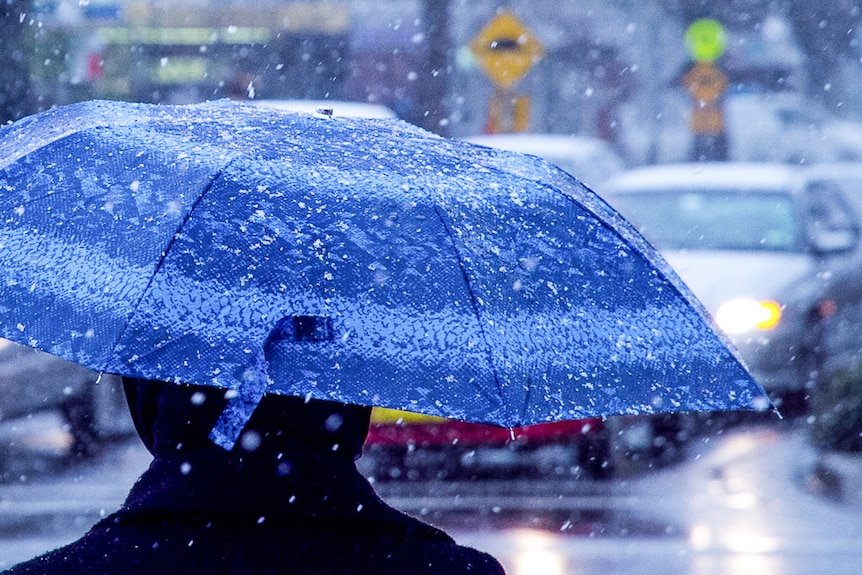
left=470, top=12, right=545, bottom=89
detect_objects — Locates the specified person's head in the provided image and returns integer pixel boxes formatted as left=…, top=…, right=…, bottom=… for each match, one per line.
left=122, top=377, right=372, bottom=462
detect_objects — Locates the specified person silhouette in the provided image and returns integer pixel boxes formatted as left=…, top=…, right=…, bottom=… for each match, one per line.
left=2, top=378, right=505, bottom=574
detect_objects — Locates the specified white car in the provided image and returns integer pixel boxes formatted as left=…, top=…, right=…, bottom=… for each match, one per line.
left=602, top=163, right=859, bottom=409
left=804, top=162, right=862, bottom=222
left=248, top=99, right=397, bottom=119
left=463, top=133, right=626, bottom=191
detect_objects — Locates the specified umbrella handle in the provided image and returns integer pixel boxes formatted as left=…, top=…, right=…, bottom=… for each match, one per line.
left=208, top=352, right=269, bottom=450
left=207, top=315, right=332, bottom=450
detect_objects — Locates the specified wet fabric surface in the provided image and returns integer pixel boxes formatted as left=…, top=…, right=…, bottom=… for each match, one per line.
left=0, top=100, right=765, bottom=446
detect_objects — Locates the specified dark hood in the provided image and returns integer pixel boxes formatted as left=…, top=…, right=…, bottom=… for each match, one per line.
left=122, top=378, right=372, bottom=462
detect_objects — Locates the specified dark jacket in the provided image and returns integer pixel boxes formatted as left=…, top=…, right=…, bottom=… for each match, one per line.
left=3, top=380, right=505, bottom=575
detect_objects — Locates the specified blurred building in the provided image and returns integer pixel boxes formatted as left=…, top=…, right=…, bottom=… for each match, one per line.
left=32, top=0, right=352, bottom=104
left=24, top=0, right=862, bottom=165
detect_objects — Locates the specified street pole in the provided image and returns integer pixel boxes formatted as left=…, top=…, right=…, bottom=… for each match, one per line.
left=417, top=0, right=450, bottom=136
left=0, top=0, right=35, bottom=124
left=644, top=0, right=662, bottom=165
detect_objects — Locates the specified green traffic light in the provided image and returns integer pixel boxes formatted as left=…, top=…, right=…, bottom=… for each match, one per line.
left=685, top=18, right=726, bottom=62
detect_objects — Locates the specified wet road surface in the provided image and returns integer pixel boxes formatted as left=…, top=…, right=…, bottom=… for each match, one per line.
left=0, top=415, right=859, bottom=574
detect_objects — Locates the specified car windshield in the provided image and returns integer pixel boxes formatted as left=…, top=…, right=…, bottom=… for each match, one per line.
left=610, top=189, right=800, bottom=251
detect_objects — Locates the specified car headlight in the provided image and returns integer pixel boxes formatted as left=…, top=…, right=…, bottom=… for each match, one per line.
left=714, top=298, right=782, bottom=334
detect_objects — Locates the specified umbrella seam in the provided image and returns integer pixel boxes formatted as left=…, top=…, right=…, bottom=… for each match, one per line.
left=469, top=152, right=690, bottom=316
left=103, top=167, right=228, bottom=375
left=550, top=177, right=740, bottom=357
left=534, top=175, right=717, bottom=333
left=430, top=204, right=508, bottom=424
left=477, top=156, right=730, bottom=360
left=521, top=176, right=757, bottom=406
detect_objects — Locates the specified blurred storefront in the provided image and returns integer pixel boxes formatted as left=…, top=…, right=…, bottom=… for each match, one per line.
left=18, top=0, right=862, bottom=164
left=31, top=1, right=351, bottom=105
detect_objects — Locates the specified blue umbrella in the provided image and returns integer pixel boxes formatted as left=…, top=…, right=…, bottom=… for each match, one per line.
left=0, top=100, right=767, bottom=449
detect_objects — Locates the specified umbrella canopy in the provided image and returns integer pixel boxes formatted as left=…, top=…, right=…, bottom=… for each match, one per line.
left=0, top=100, right=767, bottom=448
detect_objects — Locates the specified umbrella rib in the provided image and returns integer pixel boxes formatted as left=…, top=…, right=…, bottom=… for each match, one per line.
left=104, top=168, right=227, bottom=374
left=528, top=175, right=705, bottom=324
left=490, top=166, right=721, bottom=351
left=430, top=204, right=508, bottom=420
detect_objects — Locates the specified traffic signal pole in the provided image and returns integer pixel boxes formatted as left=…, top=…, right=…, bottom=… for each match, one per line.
left=417, top=0, right=451, bottom=136
left=0, top=0, right=35, bottom=124
left=683, top=19, right=730, bottom=162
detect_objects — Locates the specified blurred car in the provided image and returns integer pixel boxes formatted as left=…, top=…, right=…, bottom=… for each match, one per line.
left=463, top=133, right=626, bottom=191
left=0, top=338, right=133, bottom=457
left=798, top=164, right=862, bottom=452
left=602, top=162, right=860, bottom=411
left=799, top=163, right=862, bottom=381
left=248, top=99, right=397, bottom=119
left=362, top=408, right=611, bottom=481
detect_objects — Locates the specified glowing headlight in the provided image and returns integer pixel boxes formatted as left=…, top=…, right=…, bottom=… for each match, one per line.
left=714, top=299, right=782, bottom=334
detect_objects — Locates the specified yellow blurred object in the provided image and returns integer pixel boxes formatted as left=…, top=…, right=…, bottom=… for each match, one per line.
left=683, top=61, right=728, bottom=135
left=470, top=11, right=545, bottom=89
left=485, top=92, right=531, bottom=134
left=755, top=300, right=782, bottom=330
left=370, top=407, right=447, bottom=425
left=684, top=62, right=727, bottom=103
left=715, top=298, right=782, bottom=334
left=513, top=96, right=530, bottom=133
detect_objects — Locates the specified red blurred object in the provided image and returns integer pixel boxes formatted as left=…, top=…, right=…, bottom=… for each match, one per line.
left=367, top=416, right=600, bottom=447
left=363, top=409, right=611, bottom=480
left=86, top=52, right=104, bottom=81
